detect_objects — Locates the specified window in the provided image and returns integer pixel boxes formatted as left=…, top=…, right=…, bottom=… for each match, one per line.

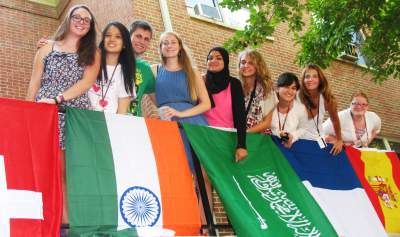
left=341, top=31, right=369, bottom=66
left=352, top=31, right=369, bottom=66
left=185, top=0, right=250, bottom=29
left=186, top=0, right=214, bottom=8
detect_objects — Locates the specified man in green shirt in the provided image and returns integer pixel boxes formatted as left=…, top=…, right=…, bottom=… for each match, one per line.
left=129, top=20, right=155, bottom=116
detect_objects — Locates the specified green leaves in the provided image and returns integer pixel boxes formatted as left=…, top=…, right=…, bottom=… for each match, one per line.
left=221, top=0, right=400, bottom=82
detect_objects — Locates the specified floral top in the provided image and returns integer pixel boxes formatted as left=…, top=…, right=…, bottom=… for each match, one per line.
left=36, top=50, right=89, bottom=150
left=244, top=82, right=277, bottom=134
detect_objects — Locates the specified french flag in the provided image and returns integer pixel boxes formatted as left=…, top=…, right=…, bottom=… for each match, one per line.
left=276, top=138, right=388, bottom=237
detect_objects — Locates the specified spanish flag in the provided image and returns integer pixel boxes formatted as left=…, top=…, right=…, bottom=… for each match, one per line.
left=346, top=147, right=400, bottom=233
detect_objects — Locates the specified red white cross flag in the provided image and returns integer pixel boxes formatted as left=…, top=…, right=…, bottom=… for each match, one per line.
left=0, top=98, right=61, bottom=237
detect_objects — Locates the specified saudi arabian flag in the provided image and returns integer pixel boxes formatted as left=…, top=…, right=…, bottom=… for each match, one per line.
left=65, top=108, right=201, bottom=236
left=183, top=124, right=338, bottom=237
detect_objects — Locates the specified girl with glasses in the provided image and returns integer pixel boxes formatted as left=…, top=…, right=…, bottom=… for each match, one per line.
left=26, top=4, right=99, bottom=148
left=26, top=4, right=100, bottom=224
left=323, top=92, right=381, bottom=147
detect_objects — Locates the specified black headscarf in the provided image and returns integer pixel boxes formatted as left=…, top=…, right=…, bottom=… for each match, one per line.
left=205, top=47, right=232, bottom=108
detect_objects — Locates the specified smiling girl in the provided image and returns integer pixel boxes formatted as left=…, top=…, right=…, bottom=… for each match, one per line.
left=298, top=64, right=343, bottom=155
left=26, top=4, right=100, bottom=149
left=26, top=4, right=100, bottom=224
left=270, top=72, right=307, bottom=148
left=204, top=47, right=247, bottom=162
left=154, top=31, right=210, bottom=171
left=238, top=49, right=277, bottom=134
left=155, top=31, right=210, bottom=123
left=323, top=92, right=381, bottom=147
left=88, top=21, right=135, bottom=114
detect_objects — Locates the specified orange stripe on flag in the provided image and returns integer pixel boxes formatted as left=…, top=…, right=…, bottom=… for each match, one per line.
left=145, top=119, right=201, bottom=235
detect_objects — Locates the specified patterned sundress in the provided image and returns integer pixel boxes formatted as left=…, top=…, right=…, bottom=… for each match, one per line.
left=35, top=47, right=90, bottom=149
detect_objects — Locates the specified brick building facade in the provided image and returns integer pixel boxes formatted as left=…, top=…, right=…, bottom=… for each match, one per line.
left=1, top=0, right=399, bottom=235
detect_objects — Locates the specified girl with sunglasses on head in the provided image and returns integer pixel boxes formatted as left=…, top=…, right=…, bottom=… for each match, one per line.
left=88, top=21, right=135, bottom=114
left=298, top=64, right=343, bottom=155
left=238, top=49, right=278, bottom=134
left=26, top=4, right=100, bottom=224
left=323, top=91, right=381, bottom=148
left=270, top=72, right=308, bottom=148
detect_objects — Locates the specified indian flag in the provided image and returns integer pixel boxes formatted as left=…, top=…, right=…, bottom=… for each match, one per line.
left=65, top=108, right=201, bottom=236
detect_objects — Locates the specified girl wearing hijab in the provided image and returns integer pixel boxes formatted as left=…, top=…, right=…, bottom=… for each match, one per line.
left=204, top=47, right=248, bottom=161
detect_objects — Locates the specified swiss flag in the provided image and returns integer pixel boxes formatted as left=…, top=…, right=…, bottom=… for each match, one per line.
left=0, top=98, right=61, bottom=237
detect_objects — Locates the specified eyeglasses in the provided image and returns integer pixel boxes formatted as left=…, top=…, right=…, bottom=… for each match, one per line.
left=71, top=14, right=91, bottom=26
left=239, top=60, right=254, bottom=66
left=161, top=41, right=178, bottom=46
left=351, top=102, right=368, bottom=107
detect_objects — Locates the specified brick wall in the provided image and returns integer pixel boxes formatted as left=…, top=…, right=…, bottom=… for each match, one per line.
left=1, top=1, right=400, bottom=236
left=163, top=0, right=400, bottom=140
left=0, top=4, right=59, bottom=99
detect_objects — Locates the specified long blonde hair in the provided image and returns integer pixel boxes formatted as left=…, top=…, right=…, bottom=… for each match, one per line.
left=299, top=64, right=336, bottom=110
left=159, top=31, right=197, bottom=101
left=238, top=49, right=273, bottom=98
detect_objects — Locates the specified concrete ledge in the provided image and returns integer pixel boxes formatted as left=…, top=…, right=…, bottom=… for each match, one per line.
left=0, top=0, right=69, bottom=18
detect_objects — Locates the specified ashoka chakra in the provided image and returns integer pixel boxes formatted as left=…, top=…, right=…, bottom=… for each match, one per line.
left=120, top=186, right=161, bottom=227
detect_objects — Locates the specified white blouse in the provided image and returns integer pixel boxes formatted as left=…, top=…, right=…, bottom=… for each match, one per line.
left=271, top=100, right=308, bottom=142
left=322, top=108, right=381, bottom=145
left=298, top=94, right=326, bottom=141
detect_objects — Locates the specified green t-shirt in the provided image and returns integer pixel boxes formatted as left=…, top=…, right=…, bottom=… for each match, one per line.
left=131, top=59, right=155, bottom=116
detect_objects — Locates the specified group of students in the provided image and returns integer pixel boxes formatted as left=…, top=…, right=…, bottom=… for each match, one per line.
left=25, top=4, right=382, bottom=226
left=26, top=3, right=384, bottom=162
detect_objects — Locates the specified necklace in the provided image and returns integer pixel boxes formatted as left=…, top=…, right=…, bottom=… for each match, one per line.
left=277, top=102, right=291, bottom=131
left=99, top=64, right=118, bottom=108
left=351, top=111, right=369, bottom=147
left=307, top=95, right=322, bottom=136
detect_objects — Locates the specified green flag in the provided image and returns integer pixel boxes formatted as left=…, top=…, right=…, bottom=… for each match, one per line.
left=183, top=124, right=338, bottom=237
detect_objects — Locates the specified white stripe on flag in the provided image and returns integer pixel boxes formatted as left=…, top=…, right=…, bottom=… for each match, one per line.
left=303, top=181, right=387, bottom=237
left=104, top=115, right=163, bottom=230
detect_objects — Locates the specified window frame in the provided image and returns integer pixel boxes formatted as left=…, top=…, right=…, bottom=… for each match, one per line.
left=339, top=30, right=370, bottom=68
left=185, top=0, right=250, bottom=30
